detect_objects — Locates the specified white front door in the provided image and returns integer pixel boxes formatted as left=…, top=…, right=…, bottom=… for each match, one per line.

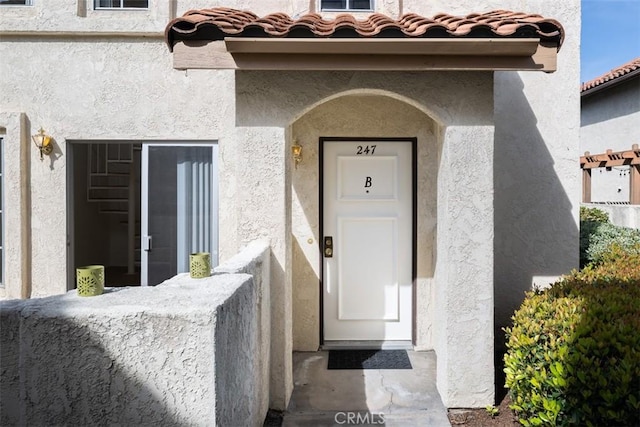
left=141, top=143, right=219, bottom=286
left=323, top=139, right=413, bottom=341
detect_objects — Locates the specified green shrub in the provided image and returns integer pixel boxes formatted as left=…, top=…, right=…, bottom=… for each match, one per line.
left=579, top=206, right=609, bottom=223
left=579, top=220, right=599, bottom=267
left=584, top=222, right=640, bottom=265
left=579, top=207, right=609, bottom=267
left=579, top=207, right=612, bottom=267
left=504, top=249, right=640, bottom=427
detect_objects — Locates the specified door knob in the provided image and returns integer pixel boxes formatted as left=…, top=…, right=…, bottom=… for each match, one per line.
left=324, top=236, right=333, bottom=258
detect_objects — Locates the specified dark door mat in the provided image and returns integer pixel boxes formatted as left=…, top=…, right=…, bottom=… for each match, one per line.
left=327, top=349, right=412, bottom=370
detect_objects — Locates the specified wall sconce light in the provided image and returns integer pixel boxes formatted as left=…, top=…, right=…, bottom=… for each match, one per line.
left=32, top=127, right=53, bottom=160
left=291, top=141, right=303, bottom=169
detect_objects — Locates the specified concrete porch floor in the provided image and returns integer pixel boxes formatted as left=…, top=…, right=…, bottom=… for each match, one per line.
left=283, top=351, right=451, bottom=426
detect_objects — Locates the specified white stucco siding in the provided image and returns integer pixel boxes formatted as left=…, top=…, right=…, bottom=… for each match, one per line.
left=399, top=0, right=581, bottom=385
left=435, top=125, right=495, bottom=407
left=290, top=95, right=438, bottom=352
left=1, top=247, right=272, bottom=426
left=1, top=0, right=580, bottom=413
left=581, top=79, right=640, bottom=202
left=0, top=115, right=27, bottom=300
left=0, top=39, right=236, bottom=297
left=0, top=0, right=298, bottom=33
left=232, top=126, right=294, bottom=411
left=236, top=70, right=495, bottom=407
left=495, top=1, right=581, bottom=335
left=236, top=71, right=493, bottom=127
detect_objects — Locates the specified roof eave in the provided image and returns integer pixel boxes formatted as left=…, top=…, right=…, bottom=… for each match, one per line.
left=581, top=68, right=640, bottom=98
left=171, top=38, right=558, bottom=72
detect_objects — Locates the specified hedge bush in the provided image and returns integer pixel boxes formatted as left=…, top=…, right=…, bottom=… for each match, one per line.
left=504, top=246, right=640, bottom=427
left=579, top=206, right=609, bottom=223
left=584, top=222, right=640, bottom=266
left=579, top=206, right=640, bottom=267
left=580, top=207, right=610, bottom=267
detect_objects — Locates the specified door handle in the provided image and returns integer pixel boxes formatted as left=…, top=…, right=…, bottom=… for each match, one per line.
left=324, top=236, right=333, bottom=258
left=143, top=236, right=152, bottom=251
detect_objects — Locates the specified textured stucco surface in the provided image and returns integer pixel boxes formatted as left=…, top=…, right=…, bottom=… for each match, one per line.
left=581, top=78, right=640, bottom=202
left=214, top=239, right=271, bottom=420
left=236, top=70, right=495, bottom=407
left=1, top=0, right=580, bottom=411
left=491, top=1, right=581, bottom=356
left=0, top=38, right=236, bottom=297
left=229, top=126, right=293, bottom=410
left=582, top=203, right=640, bottom=229
left=290, top=95, right=438, bottom=351
left=1, top=241, right=271, bottom=426
left=0, top=113, right=27, bottom=300
left=400, top=0, right=581, bottom=379
left=434, top=125, right=495, bottom=407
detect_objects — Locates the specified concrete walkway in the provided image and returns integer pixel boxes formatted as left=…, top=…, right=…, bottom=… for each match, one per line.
left=283, top=351, right=451, bottom=427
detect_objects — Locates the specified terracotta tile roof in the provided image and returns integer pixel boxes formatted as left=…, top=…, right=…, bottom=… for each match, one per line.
left=581, top=57, right=640, bottom=93
left=166, top=7, right=564, bottom=52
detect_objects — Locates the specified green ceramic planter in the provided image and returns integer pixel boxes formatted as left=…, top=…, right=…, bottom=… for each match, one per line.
left=190, top=252, right=211, bottom=279
left=76, top=265, right=105, bottom=297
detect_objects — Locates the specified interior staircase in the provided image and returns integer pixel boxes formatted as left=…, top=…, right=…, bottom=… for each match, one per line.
left=86, top=143, right=140, bottom=274
left=87, top=143, right=133, bottom=214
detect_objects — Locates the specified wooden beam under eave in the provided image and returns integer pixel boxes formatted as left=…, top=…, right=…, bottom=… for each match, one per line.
left=224, top=38, right=541, bottom=56
left=230, top=51, right=554, bottom=71
left=173, top=40, right=236, bottom=70
left=172, top=40, right=557, bottom=72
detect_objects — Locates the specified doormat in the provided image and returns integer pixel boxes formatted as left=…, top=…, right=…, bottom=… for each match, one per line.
left=327, top=350, right=412, bottom=370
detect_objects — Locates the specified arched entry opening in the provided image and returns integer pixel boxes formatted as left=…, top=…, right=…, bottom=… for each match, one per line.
left=290, top=92, right=439, bottom=351
left=233, top=69, right=496, bottom=408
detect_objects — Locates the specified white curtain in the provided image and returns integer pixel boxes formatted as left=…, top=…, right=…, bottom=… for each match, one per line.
left=176, top=148, right=212, bottom=273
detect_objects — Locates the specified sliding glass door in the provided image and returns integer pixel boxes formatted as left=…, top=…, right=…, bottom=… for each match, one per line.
left=141, top=143, right=218, bottom=286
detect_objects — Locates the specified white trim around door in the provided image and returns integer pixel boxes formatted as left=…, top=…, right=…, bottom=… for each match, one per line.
left=321, top=137, right=415, bottom=343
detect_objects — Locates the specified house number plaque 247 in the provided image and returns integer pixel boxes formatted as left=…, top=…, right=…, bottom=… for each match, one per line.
left=356, top=145, right=376, bottom=155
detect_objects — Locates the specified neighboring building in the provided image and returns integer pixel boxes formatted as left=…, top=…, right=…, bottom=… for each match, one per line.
left=581, top=57, right=640, bottom=203
left=0, top=0, right=580, bottom=410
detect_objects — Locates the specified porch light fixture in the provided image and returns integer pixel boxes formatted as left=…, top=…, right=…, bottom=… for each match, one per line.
left=32, top=127, right=53, bottom=160
left=292, top=141, right=303, bottom=169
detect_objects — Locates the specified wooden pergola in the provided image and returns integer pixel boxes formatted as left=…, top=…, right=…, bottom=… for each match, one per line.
left=581, top=144, right=640, bottom=204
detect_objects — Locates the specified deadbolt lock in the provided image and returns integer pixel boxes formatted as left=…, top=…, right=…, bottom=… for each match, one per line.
left=324, top=236, right=333, bottom=258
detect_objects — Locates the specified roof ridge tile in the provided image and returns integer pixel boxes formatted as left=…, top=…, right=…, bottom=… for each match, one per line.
left=166, top=7, right=565, bottom=50
left=581, top=57, right=640, bottom=92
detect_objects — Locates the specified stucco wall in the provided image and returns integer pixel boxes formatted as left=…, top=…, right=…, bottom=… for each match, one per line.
left=400, top=0, right=580, bottom=402
left=0, top=241, right=271, bottom=426
left=214, top=239, right=272, bottom=422
left=398, top=0, right=581, bottom=348
left=0, top=39, right=236, bottom=297
left=582, top=203, right=640, bottom=229
left=435, top=125, right=496, bottom=407
left=236, top=70, right=495, bottom=407
left=493, top=2, right=581, bottom=347
left=290, top=95, right=438, bottom=351
left=0, top=113, right=29, bottom=300
left=581, top=78, right=640, bottom=202
left=1, top=0, right=580, bottom=411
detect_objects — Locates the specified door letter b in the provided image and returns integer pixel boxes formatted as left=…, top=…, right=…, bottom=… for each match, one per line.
left=364, top=176, right=372, bottom=188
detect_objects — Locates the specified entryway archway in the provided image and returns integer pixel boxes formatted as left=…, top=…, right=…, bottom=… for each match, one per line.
left=289, top=92, right=439, bottom=351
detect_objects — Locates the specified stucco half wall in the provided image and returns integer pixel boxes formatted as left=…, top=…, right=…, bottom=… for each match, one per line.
left=0, top=240, right=271, bottom=426
left=233, top=70, right=495, bottom=407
